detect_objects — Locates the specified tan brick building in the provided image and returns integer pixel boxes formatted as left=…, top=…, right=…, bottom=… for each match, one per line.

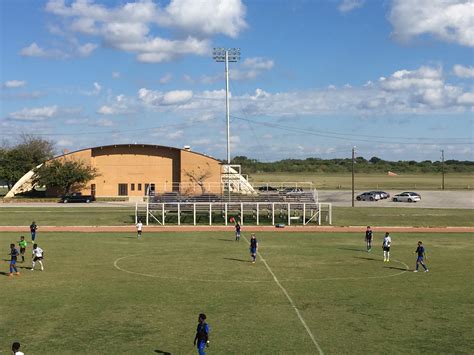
left=48, top=144, right=223, bottom=198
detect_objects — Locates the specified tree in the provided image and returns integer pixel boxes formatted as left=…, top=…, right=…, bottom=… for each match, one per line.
left=183, top=163, right=213, bottom=194
left=34, top=158, right=98, bottom=196
left=0, top=135, right=55, bottom=189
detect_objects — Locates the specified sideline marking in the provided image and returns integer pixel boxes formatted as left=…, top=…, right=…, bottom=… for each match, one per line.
left=243, top=235, right=324, bottom=355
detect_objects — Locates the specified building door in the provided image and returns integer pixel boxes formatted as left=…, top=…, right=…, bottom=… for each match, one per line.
left=91, top=184, right=96, bottom=197
left=118, top=183, right=128, bottom=196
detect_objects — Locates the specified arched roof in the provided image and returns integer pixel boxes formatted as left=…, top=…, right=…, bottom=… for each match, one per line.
left=50, top=143, right=222, bottom=163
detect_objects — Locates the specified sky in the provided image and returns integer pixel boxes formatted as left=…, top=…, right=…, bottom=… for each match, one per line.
left=1, top=0, right=473, bottom=162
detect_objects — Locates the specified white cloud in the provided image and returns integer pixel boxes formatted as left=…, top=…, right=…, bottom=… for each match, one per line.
left=57, top=139, right=73, bottom=147
left=453, top=64, right=474, bottom=78
left=389, top=0, right=474, bottom=47
left=97, top=94, right=135, bottom=115
left=168, top=130, right=184, bottom=139
left=20, top=43, right=49, bottom=57
left=43, top=0, right=247, bottom=63
left=231, top=57, right=274, bottom=80
left=8, top=105, right=59, bottom=121
left=3, top=80, right=27, bottom=88
left=138, top=88, right=193, bottom=106
left=96, top=118, right=114, bottom=127
left=81, top=82, right=102, bottom=96
left=457, top=92, right=474, bottom=105
left=19, top=41, right=96, bottom=59
left=159, top=73, right=173, bottom=84
left=338, top=0, right=365, bottom=13
left=112, top=71, right=121, bottom=79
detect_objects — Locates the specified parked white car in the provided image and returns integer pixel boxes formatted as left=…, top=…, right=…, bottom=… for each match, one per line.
left=392, top=192, right=421, bottom=203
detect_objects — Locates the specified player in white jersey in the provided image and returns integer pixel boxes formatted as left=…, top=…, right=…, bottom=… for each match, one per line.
left=382, top=232, right=391, bottom=262
left=136, top=220, right=143, bottom=238
left=31, top=243, right=44, bottom=271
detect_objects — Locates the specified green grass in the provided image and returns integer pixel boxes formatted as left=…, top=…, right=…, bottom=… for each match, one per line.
left=249, top=172, right=474, bottom=190
left=1, top=206, right=473, bottom=227
left=1, top=232, right=473, bottom=354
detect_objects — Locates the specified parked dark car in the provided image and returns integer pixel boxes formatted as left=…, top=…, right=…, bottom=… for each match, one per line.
left=370, top=190, right=390, bottom=199
left=356, top=192, right=381, bottom=201
left=258, top=185, right=279, bottom=192
left=282, top=187, right=304, bottom=194
left=60, top=192, right=95, bottom=203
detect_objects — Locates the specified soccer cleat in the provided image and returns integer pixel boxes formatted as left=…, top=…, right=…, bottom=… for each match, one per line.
left=414, top=270, right=418, bottom=272
left=425, top=269, right=429, bottom=272
left=16, top=272, right=20, bottom=276
left=8, top=273, right=13, bottom=277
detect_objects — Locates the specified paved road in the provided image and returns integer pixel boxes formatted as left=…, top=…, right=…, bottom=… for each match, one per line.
left=317, top=190, right=474, bottom=209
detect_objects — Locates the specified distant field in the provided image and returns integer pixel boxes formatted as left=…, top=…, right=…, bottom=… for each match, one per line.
left=249, top=172, right=474, bottom=190
left=0, top=206, right=473, bottom=227
left=1, top=232, right=472, bottom=354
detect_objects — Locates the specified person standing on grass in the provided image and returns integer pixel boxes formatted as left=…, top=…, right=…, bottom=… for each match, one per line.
left=31, top=244, right=44, bottom=271
left=194, top=313, right=210, bottom=355
left=414, top=241, right=429, bottom=273
left=136, top=219, right=143, bottom=239
left=382, top=232, right=391, bottom=262
left=12, top=342, right=24, bottom=355
left=235, top=222, right=241, bottom=241
left=249, top=233, right=258, bottom=263
left=365, top=226, right=373, bottom=252
left=30, top=221, right=38, bottom=242
left=18, top=236, right=27, bottom=263
left=9, top=243, right=20, bottom=277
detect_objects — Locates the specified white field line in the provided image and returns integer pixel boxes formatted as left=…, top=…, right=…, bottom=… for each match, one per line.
left=243, top=235, right=324, bottom=355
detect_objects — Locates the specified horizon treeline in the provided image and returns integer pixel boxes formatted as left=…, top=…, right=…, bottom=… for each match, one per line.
left=229, top=156, right=474, bottom=174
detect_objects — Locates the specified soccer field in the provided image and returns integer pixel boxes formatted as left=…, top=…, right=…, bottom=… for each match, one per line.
left=1, top=231, right=473, bottom=354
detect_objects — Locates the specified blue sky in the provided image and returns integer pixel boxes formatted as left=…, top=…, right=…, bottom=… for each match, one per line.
left=1, top=0, right=473, bottom=162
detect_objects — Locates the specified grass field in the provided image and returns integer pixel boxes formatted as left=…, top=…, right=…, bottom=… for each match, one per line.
left=1, top=231, right=473, bottom=354
left=1, top=206, right=473, bottom=227
left=249, top=172, right=474, bottom=190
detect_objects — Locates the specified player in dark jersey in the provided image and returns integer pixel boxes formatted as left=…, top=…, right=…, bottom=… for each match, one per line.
left=9, top=243, right=20, bottom=276
left=235, top=222, right=241, bottom=241
left=249, top=233, right=258, bottom=263
left=30, top=221, right=38, bottom=242
left=414, top=241, right=429, bottom=272
left=194, top=313, right=210, bottom=355
left=365, top=226, right=373, bottom=252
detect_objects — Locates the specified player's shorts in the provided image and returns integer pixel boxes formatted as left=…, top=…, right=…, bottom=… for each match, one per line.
left=417, top=256, right=424, bottom=262
left=383, top=246, right=390, bottom=252
left=10, top=259, right=17, bottom=265
left=33, top=256, right=43, bottom=261
left=20, top=247, right=26, bottom=254
left=236, top=231, right=240, bottom=236
left=250, top=247, right=256, bottom=254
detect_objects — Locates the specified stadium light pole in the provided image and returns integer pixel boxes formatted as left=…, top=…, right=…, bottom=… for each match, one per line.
left=213, top=48, right=241, bottom=199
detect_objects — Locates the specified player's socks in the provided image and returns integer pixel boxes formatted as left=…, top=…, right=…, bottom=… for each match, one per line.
left=39, top=261, right=44, bottom=270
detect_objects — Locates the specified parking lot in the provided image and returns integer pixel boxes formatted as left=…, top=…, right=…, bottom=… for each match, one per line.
left=318, top=190, right=474, bottom=209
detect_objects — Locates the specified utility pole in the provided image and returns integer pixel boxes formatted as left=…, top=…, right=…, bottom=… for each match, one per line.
left=441, top=149, right=445, bottom=190
left=213, top=48, right=240, bottom=201
left=352, top=146, right=355, bottom=207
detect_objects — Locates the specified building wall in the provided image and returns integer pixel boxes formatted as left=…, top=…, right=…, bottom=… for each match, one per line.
left=47, top=145, right=222, bottom=197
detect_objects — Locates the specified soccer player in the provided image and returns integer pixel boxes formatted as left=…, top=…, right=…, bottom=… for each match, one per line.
left=12, top=342, right=24, bottom=355
left=30, top=221, right=38, bottom=242
left=382, top=232, right=391, bottom=262
left=136, top=219, right=143, bottom=238
left=235, top=222, right=241, bottom=241
left=194, top=313, right=210, bottom=355
left=414, top=241, right=429, bottom=272
left=31, top=244, right=44, bottom=271
left=365, top=226, right=373, bottom=252
left=18, top=236, right=27, bottom=263
left=8, top=243, right=20, bottom=276
left=249, top=233, right=258, bottom=263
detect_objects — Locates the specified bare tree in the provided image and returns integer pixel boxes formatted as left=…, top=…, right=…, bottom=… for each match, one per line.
left=183, top=163, right=212, bottom=194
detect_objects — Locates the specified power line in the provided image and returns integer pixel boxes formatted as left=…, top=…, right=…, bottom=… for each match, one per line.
left=230, top=115, right=473, bottom=146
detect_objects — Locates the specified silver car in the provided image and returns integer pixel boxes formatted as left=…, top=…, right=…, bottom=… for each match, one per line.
left=356, top=192, right=381, bottom=201
left=392, top=192, right=421, bottom=203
